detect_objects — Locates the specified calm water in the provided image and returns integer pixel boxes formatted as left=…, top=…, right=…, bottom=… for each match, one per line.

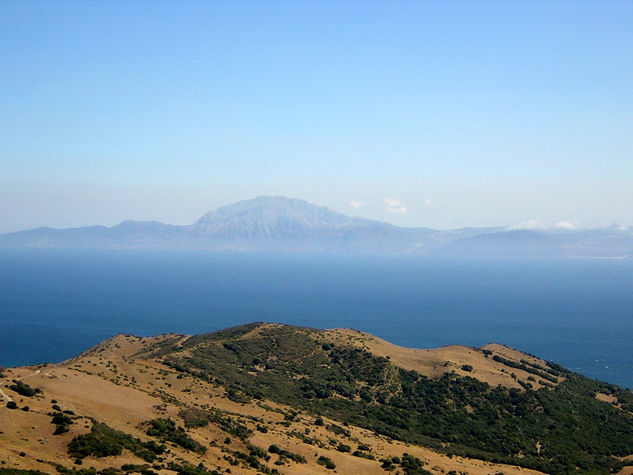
left=1, top=249, right=632, bottom=389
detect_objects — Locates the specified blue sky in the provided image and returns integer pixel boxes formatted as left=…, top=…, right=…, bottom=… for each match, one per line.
left=1, top=1, right=632, bottom=233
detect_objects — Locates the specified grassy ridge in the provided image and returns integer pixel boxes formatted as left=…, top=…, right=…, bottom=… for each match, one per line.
left=144, top=324, right=633, bottom=474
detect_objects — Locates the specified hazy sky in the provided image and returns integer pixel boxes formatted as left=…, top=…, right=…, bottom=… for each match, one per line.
left=1, top=1, right=632, bottom=233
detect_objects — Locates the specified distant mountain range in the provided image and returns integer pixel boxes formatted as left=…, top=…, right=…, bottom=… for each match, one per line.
left=2, top=196, right=632, bottom=256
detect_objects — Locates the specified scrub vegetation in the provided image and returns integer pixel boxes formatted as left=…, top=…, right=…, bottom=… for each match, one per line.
left=144, top=323, right=633, bottom=474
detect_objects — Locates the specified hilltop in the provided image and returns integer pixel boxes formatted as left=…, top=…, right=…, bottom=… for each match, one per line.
left=1, top=323, right=633, bottom=475
left=1, top=196, right=632, bottom=256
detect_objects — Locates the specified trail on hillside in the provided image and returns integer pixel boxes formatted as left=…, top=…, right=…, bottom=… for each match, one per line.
left=0, top=386, right=12, bottom=402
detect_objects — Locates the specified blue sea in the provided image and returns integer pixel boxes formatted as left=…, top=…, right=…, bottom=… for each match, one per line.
left=1, top=249, right=632, bottom=389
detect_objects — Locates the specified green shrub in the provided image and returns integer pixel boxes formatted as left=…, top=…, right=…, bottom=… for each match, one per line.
left=226, top=388, right=250, bottom=404
left=336, top=442, right=351, bottom=453
left=204, top=409, right=251, bottom=441
left=267, top=445, right=306, bottom=463
left=51, top=412, right=73, bottom=435
left=178, top=408, right=210, bottom=428
left=401, top=453, right=431, bottom=474
left=52, top=413, right=72, bottom=425
left=69, top=422, right=164, bottom=462
left=146, top=418, right=206, bottom=454
left=326, top=424, right=350, bottom=437
left=53, top=425, right=69, bottom=435
left=8, top=380, right=39, bottom=397
left=316, top=456, right=335, bottom=470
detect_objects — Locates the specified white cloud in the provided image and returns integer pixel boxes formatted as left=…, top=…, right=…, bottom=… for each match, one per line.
left=384, top=197, right=408, bottom=214
left=508, top=219, right=541, bottom=230
left=384, top=198, right=405, bottom=207
left=423, top=198, right=435, bottom=207
left=555, top=220, right=576, bottom=230
left=349, top=200, right=367, bottom=209
left=509, top=220, right=578, bottom=231
left=389, top=207, right=408, bottom=214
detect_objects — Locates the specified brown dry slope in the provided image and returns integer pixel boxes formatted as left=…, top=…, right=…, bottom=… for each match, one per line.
left=1, top=323, right=632, bottom=475
left=322, top=328, right=563, bottom=390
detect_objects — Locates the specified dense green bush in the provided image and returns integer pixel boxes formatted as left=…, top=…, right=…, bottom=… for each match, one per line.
left=52, top=413, right=72, bottom=425
left=8, top=380, right=40, bottom=397
left=352, top=450, right=375, bottom=460
left=51, top=412, right=73, bottom=435
left=316, top=456, right=335, bottom=470
left=226, top=388, right=251, bottom=404
left=177, top=408, right=210, bottom=428
left=400, top=453, right=432, bottom=474
left=336, top=442, right=351, bottom=452
left=146, top=418, right=205, bottom=454
left=492, top=355, right=558, bottom=383
left=69, top=422, right=164, bottom=462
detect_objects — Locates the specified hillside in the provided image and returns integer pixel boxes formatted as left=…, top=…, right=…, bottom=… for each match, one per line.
left=1, top=323, right=633, bottom=475
left=1, top=196, right=632, bottom=256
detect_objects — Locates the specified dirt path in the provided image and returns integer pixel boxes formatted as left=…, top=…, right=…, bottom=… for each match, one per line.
left=0, top=369, right=42, bottom=403
left=0, top=386, right=12, bottom=403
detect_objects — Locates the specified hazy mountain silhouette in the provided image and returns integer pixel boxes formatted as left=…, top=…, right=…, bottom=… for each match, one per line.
left=1, top=196, right=631, bottom=256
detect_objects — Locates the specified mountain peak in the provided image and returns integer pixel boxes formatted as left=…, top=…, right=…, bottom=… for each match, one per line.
left=196, top=196, right=331, bottom=221
left=193, top=196, right=373, bottom=239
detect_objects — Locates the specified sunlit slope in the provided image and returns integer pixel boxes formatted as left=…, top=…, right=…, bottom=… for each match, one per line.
left=1, top=322, right=632, bottom=475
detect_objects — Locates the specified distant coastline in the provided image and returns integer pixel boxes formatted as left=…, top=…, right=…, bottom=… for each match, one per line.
left=2, top=196, right=632, bottom=257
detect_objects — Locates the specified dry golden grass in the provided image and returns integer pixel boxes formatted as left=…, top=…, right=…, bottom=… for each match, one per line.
left=596, top=391, right=619, bottom=404
left=324, top=328, right=562, bottom=390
